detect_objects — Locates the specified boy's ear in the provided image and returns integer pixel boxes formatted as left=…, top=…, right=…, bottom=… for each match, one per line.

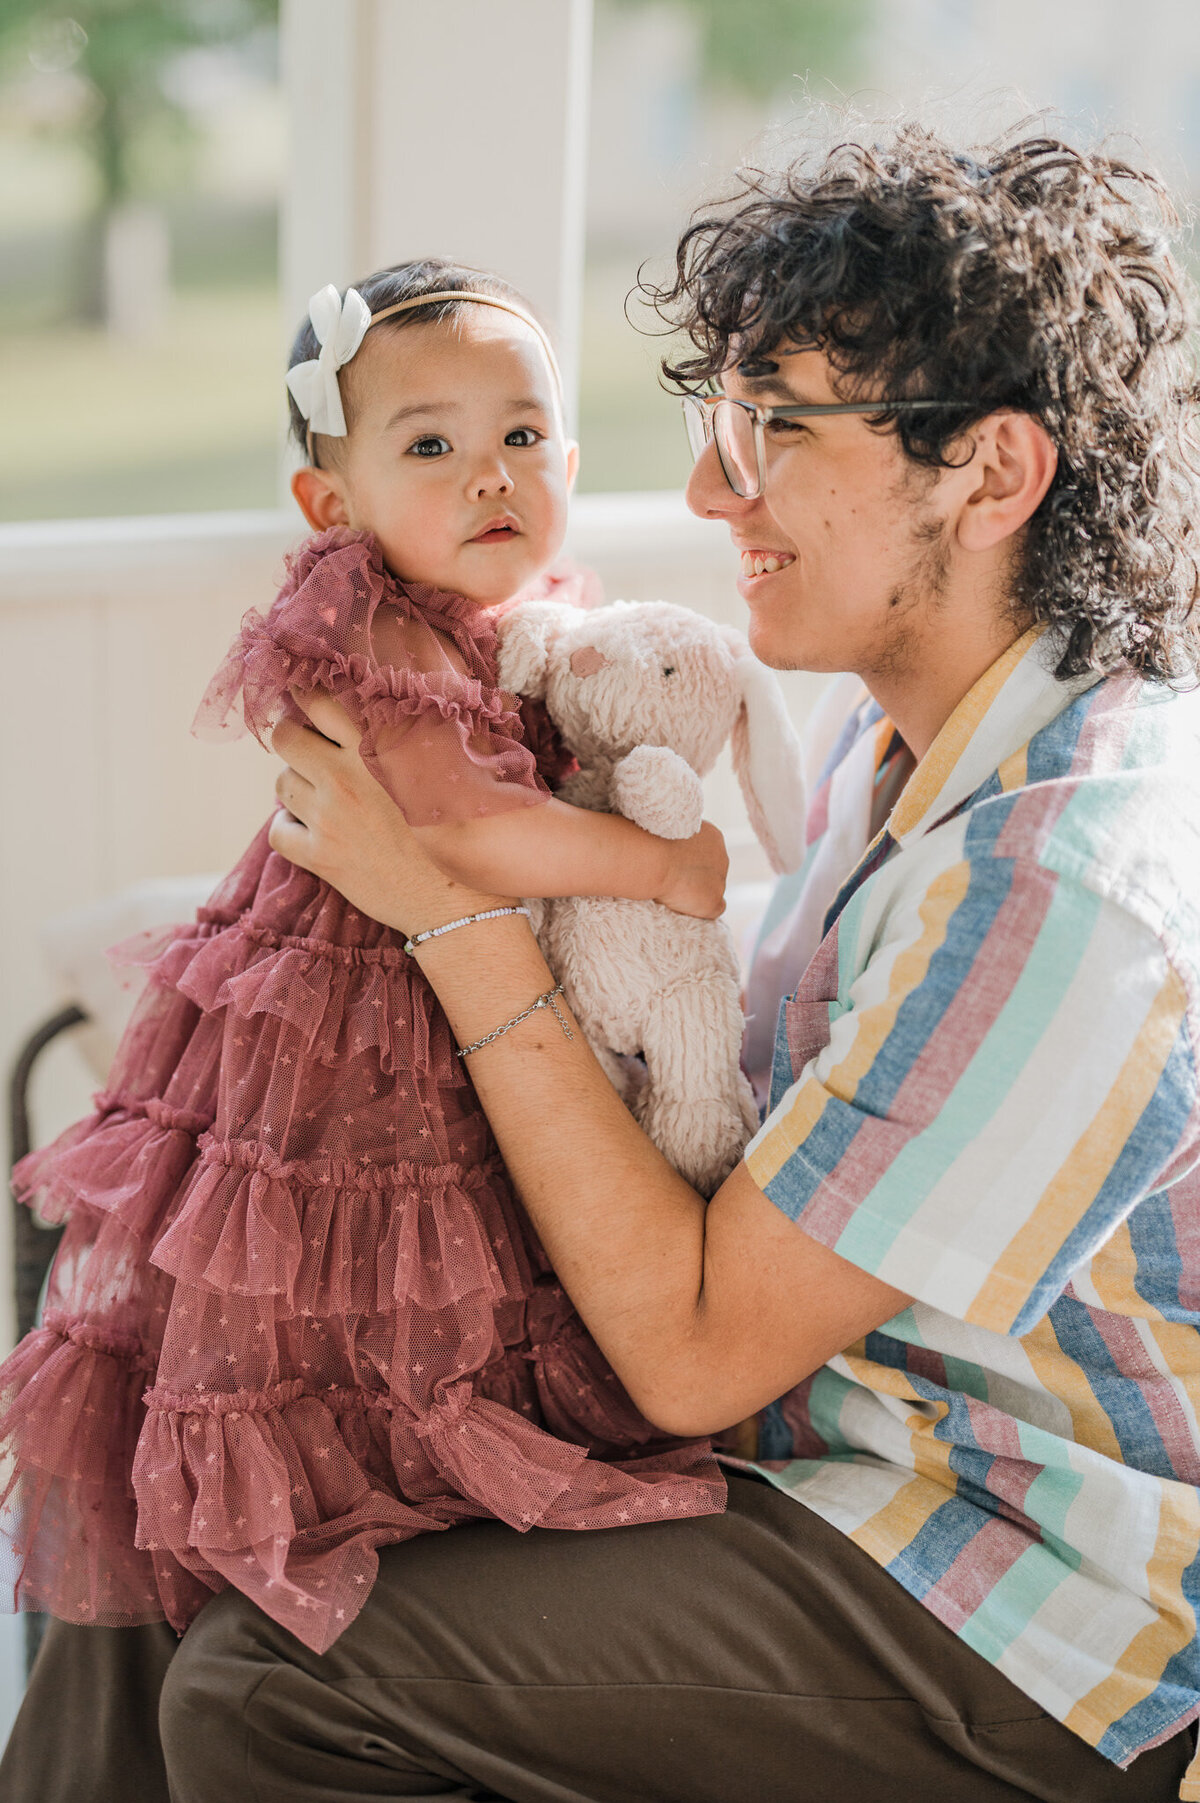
left=291, top=465, right=351, bottom=532
left=565, top=440, right=580, bottom=493
left=953, top=411, right=1057, bottom=554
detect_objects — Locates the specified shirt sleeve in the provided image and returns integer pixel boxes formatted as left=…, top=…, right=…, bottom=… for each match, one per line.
left=744, top=852, right=1197, bottom=1334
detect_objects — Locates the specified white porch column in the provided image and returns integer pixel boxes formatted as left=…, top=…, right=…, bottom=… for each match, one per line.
left=281, top=0, right=592, bottom=426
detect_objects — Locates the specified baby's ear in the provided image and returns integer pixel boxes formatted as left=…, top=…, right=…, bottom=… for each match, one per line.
left=731, top=656, right=807, bottom=874
left=496, top=600, right=571, bottom=698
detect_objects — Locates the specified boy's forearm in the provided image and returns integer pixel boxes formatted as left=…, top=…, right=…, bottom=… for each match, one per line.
left=416, top=800, right=669, bottom=902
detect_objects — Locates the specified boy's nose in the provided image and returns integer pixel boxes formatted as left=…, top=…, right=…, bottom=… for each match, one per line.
left=685, top=439, right=753, bottom=520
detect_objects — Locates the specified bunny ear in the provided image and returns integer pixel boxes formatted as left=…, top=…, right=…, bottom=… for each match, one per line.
left=730, top=657, right=808, bottom=874
left=496, top=600, right=572, bottom=698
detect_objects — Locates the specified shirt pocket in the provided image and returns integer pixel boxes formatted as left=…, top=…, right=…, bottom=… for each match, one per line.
left=783, top=994, right=837, bottom=1077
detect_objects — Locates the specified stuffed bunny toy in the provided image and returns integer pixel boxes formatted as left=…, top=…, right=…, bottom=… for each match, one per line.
left=497, top=597, right=807, bottom=1195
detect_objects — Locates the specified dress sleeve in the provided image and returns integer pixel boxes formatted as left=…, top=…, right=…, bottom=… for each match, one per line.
left=192, top=528, right=552, bottom=827
left=744, top=853, right=1198, bottom=1336
left=351, top=598, right=551, bottom=826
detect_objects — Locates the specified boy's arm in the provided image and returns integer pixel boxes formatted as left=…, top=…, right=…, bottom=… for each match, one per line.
left=416, top=800, right=728, bottom=921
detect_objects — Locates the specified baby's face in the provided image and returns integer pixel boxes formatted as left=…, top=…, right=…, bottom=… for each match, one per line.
left=331, top=312, right=577, bottom=606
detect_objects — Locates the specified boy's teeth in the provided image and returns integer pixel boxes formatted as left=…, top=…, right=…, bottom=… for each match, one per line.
left=741, top=550, right=793, bottom=577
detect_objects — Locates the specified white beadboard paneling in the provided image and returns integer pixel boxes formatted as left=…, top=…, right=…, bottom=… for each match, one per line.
left=1, top=598, right=105, bottom=1357
left=0, top=511, right=299, bottom=1360
left=101, top=586, right=276, bottom=888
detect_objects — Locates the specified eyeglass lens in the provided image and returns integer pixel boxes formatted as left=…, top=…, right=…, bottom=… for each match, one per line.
left=683, top=398, right=710, bottom=465
left=713, top=401, right=759, bottom=498
left=683, top=399, right=760, bottom=498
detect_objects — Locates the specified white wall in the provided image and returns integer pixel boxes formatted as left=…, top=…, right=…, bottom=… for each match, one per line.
left=281, top=0, right=593, bottom=421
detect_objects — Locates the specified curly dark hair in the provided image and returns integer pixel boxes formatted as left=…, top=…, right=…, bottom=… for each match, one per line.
left=645, top=126, right=1200, bottom=681
left=287, top=258, right=536, bottom=469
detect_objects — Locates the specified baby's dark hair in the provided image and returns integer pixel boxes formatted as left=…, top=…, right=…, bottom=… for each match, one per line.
left=287, top=258, right=537, bottom=469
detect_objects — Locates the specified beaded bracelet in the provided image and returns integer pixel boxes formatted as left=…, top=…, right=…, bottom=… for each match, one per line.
left=456, top=984, right=574, bottom=1059
left=403, top=905, right=530, bottom=958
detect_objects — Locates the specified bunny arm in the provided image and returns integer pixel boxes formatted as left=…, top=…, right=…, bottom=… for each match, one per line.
left=611, top=746, right=705, bottom=839
left=495, top=598, right=578, bottom=697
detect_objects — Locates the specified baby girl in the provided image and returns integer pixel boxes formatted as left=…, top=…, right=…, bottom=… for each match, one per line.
left=0, top=259, right=726, bottom=1655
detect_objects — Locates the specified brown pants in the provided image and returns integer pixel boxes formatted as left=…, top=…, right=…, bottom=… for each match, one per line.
left=1, top=1473, right=1192, bottom=1802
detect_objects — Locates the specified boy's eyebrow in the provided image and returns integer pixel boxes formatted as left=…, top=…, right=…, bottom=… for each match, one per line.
left=734, top=366, right=816, bottom=404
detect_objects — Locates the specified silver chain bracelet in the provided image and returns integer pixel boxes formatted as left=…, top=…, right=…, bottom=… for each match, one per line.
left=456, top=984, right=575, bottom=1059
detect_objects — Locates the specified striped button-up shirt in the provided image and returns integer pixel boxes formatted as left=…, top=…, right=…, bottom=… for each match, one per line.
left=742, top=629, right=1200, bottom=1790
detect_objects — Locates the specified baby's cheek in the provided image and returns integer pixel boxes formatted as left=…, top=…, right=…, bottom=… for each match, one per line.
left=529, top=489, right=569, bottom=552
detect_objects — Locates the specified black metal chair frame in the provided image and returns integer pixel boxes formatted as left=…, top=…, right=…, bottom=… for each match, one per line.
left=8, top=1004, right=88, bottom=1673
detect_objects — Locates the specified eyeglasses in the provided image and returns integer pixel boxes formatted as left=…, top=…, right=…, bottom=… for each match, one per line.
left=681, top=393, right=970, bottom=500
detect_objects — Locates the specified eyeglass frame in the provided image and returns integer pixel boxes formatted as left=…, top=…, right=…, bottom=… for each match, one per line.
left=681, top=392, right=973, bottom=500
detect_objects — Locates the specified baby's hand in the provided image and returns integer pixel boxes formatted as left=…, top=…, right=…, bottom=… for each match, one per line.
left=653, top=821, right=729, bottom=920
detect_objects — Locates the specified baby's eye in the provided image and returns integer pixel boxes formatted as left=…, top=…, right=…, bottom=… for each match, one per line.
left=505, top=427, right=542, bottom=447
left=408, top=435, right=452, bottom=458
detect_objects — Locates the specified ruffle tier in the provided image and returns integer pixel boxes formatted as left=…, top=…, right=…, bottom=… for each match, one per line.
left=127, top=910, right=450, bottom=1079
left=0, top=1308, right=724, bottom=1652
left=0, top=1313, right=209, bottom=1630
left=12, top=1092, right=210, bottom=1241
left=14, top=1085, right=526, bottom=1337
left=152, top=1139, right=533, bottom=1320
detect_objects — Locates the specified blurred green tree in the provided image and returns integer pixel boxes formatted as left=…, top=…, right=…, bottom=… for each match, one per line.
left=607, top=0, right=872, bottom=99
left=0, top=1, right=277, bottom=323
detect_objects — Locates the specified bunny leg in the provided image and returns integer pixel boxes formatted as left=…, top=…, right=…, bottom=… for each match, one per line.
left=635, top=977, right=760, bottom=1196
left=584, top=1034, right=645, bottom=1108
left=534, top=901, right=649, bottom=1109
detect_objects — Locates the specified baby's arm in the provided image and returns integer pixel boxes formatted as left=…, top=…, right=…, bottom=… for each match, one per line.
left=364, top=605, right=727, bottom=919
left=418, top=803, right=728, bottom=921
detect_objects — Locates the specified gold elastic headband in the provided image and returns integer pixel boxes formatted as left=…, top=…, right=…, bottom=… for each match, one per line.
left=304, top=288, right=562, bottom=465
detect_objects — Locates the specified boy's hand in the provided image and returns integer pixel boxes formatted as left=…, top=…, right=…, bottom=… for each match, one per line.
left=653, top=821, right=729, bottom=920
left=269, top=693, right=505, bottom=936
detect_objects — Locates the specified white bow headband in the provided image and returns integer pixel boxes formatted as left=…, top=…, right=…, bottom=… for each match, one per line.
left=286, top=283, right=562, bottom=460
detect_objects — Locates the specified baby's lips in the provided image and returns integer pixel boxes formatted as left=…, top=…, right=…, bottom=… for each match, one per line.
left=470, top=515, right=521, bottom=541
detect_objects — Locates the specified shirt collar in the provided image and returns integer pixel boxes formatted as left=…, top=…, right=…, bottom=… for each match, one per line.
left=886, top=628, right=1100, bottom=845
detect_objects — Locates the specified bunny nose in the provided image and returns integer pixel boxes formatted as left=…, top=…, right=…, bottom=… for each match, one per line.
left=569, top=645, right=608, bottom=676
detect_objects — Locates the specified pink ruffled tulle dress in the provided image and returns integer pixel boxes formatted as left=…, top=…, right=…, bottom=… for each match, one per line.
left=0, top=529, right=725, bottom=1653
